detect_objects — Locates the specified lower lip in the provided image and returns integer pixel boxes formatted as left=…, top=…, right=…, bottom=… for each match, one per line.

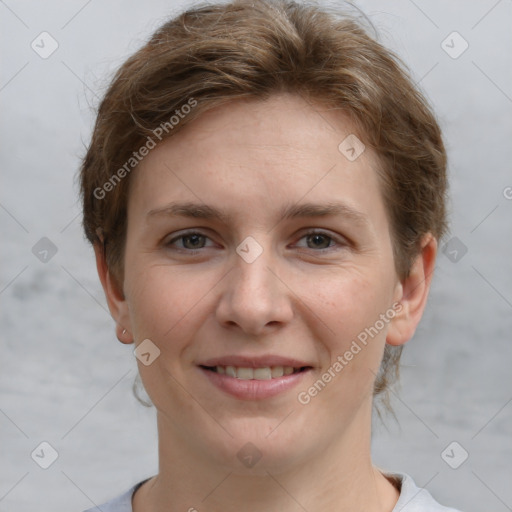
left=199, top=367, right=311, bottom=400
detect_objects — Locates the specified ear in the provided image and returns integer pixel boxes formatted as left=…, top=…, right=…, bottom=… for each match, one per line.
left=386, top=233, right=438, bottom=346
left=94, top=243, right=133, bottom=344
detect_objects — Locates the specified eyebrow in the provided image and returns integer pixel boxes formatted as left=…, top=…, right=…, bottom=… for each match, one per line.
left=146, top=201, right=370, bottom=227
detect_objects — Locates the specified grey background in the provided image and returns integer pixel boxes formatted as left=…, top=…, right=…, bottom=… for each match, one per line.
left=1, top=0, right=511, bottom=511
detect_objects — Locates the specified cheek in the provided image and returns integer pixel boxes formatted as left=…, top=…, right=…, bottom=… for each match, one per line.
left=313, top=267, right=391, bottom=340
left=124, top=262, right=208, bottom=351
left=308, top=268, right=394, bottom=388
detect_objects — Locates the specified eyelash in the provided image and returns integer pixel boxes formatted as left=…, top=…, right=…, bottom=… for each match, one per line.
left=164, top=229, right=347, bottom=254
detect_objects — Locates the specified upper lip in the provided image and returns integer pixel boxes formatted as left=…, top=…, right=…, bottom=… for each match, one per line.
left=198, top=355, right=313, bottom=368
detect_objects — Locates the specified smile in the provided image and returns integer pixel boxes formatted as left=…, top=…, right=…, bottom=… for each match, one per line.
left=198, top=365, right=313, bottom=400
left=201, top=365, right=309, bottom=380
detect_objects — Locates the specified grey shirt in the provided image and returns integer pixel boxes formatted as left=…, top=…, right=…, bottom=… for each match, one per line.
left=83, top=472, right=463, bottom=511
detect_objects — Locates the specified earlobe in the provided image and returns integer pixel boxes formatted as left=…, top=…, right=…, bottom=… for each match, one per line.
left=386, top=234, right=438, bottom=347
left=93, top=243, right=133, bottom=344
left=115, top=324, right=134, bottom=345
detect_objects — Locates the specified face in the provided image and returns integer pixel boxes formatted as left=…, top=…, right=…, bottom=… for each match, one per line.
left=115, top=93, right=407, bottom=473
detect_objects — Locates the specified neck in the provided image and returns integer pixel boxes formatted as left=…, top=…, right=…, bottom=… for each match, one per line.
left=133, top=402, right=399, bottom=512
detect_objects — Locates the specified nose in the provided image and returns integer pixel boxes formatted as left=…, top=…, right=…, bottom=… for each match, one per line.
left=215, top=243, right=294, bottom=337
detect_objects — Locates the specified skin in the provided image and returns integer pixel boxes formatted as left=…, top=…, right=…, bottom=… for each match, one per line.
left=95, top=93, right=437, bottom=511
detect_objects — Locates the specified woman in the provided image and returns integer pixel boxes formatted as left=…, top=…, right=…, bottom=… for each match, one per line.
left=80, top=0, right=462, bottom=510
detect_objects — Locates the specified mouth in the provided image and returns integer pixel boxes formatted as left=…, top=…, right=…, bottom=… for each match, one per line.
left=197, top=361, right=313, bottom=400
left=199, top=365, right=312, bottom=380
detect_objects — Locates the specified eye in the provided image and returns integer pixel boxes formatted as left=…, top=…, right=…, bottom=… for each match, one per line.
left=163, top=229, right=347, bottom=254
left=295, top=229, right=345, bottom=251
left=164, top=230, right=214, bottom=252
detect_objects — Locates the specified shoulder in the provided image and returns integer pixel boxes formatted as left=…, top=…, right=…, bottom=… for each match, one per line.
left=82, top=472, right=464, bottom=512
left=81, top=479, right=150, bottom=512
left=385, top=471, right=464, bottom=512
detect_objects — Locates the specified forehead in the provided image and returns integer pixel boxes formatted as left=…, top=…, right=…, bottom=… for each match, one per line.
left=128, top=93, right=387, bottom=231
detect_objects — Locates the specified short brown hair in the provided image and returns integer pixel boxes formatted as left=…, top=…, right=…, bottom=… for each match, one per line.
left=80, top=0, right=448, bottom=410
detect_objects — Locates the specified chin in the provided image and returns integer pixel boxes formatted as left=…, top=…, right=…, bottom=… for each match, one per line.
left=206, top=422, right=310, bottom=476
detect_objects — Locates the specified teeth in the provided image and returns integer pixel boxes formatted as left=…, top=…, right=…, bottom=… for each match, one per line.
left=253, top=367, right=272, bottom=380
left=271, top=366, right=284, bottom=378
left=213, top=365, right=299, bottom=380
left=237, top=367, right=254, bottom=380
